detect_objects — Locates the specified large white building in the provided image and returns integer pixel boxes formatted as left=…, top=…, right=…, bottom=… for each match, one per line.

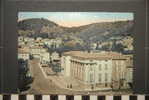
left=61, top=51, right=133, bottom=89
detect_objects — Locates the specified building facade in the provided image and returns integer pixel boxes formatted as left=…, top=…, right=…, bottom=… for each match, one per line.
left=18, top=48, right=30, bottom=60
left=51, top=52, right=60, bottom=62
left=30, top=46, right=47, bottom=59
left=61, top=51, right=133, bottom=89
left=40, top=52, right=50, bottom=65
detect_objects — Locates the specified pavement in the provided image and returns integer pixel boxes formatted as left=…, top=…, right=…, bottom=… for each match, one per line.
left=26, top=59, right=70, bottom=94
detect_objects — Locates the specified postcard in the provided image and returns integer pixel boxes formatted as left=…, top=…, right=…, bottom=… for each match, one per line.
left=18, top=12, right=134, bottom=94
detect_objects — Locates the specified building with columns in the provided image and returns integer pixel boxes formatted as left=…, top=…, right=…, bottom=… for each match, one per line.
left=61, top=51, right=133, bottom=89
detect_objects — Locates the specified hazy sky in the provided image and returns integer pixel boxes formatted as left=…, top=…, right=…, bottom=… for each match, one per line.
left=18, top=12, right=133, bottom=27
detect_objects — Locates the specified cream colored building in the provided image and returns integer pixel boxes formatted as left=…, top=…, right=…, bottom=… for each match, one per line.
left=18, top=48, right=30, bottom=60
left=30, top=46, right=41, bottom=59
left=44, top=38, right=62, bottom=48
left=51, top=52, right=60, bottom=61
left=40, top=52, right=50, bottom=65
left=30, top=46, right=47, bottom=59
left=61, top=51, right=133, bottom=89
left=125, top=55, right=133, bottom=83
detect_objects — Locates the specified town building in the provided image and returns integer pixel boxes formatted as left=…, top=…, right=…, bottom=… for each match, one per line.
left=61, top=51, right=133, bottom=89
left=44, top=38, right=62, bottom=48
left=40, top=52, right=50, bottom=66
left=30, top=46, right=47, bottom=59
left=18, top=36, right=24, bottom=42
left=24, top=37, right=34, bottom=43
left=18, top=48, right=30, bottom=60
left=51, top=52, right=60, bottom=62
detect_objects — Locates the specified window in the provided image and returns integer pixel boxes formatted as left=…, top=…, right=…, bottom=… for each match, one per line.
left=99, top=64, right=101, bottom=71
left=105, top=60, right=108, bottom=62
left=90, top=67, right=93, bottom=71
left=98, top=73, right=102, bottom=82
left=90, top=73, right=94, bottom=83
left=105, top=64, right=108, bottom=70
left=105, top=73, right=108, bottom=82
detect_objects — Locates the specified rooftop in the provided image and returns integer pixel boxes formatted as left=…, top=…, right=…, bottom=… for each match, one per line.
left=63, top=51, right=129, bottom=60
left=18, top=48, right=29, bottom=54
left=30, top=46, right=44, bottom=49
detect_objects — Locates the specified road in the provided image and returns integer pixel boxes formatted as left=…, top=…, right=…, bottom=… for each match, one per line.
left=27, top=59, right=62, bottom=94
left=27, top=59, right=79, bottom=94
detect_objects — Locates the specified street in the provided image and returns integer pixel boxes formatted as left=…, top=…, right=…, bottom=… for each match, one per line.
left=27, top=59, right=67, bottom=94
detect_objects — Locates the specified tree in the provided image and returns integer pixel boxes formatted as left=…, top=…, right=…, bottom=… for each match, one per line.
left=18, top=59, right=33, bottom=92
left=111, top=41, right=126, bottom=53
left=102, top=44, right=110, bottom=51
left=52, top=64, right=62, bottom=75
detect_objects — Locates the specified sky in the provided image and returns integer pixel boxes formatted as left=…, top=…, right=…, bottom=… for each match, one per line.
left=18, top=12, right=134, bottom=27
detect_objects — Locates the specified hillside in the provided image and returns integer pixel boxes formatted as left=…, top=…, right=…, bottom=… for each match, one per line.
left=18, top=18, right=134, bottom=54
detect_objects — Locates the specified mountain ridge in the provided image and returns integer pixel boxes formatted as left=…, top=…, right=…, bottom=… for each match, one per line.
left=18, top=18, right=134, bottom=54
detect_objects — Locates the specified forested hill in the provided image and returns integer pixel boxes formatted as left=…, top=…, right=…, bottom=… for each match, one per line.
left=18, top=18, right=133, bottom=39
left=18, top=18, right=134, bottom=54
